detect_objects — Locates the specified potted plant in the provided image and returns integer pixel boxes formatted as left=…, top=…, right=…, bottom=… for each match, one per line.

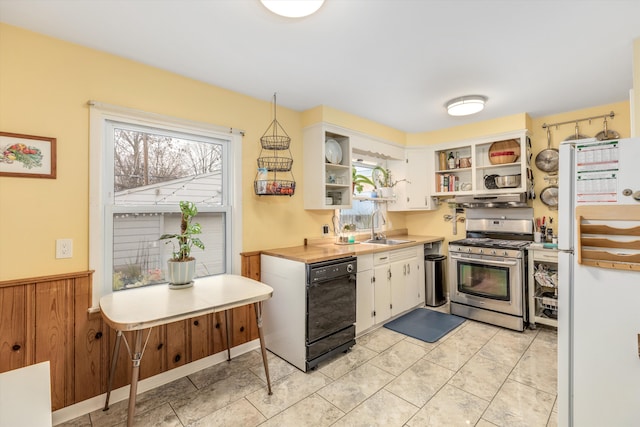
left=159, top=200, right=205, bottom=289
left=372, top=166, right=408, bottom=198
left=352, top=167, right=376, bottom=194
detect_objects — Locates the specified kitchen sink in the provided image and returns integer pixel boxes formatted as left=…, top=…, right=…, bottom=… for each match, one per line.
left=363, top=238, right=415, bottom=246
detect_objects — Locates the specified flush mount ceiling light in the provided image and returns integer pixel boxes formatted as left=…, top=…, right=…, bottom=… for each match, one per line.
left=446, top=95, right=488, bottom=116
left=260, top=0, right=325, bottom=18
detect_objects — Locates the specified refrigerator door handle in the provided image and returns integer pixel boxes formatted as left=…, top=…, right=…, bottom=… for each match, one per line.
left=557, top=248, right=574, bottom=254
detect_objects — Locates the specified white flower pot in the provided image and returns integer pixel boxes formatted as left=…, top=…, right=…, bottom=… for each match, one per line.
left=167, top=259, right=196, bottom=288
left=377, top=187, right=394, bottom=198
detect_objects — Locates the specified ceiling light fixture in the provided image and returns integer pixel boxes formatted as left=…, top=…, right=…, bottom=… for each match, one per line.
left=260, top=0, right=325, bottom=18
left=446, top=95, right=488, bottom=116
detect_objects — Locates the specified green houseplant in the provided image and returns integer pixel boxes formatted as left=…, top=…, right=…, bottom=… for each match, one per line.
left=372, top=166, right=407, bottom=197
left=159, top=200, right=205, bottom=288
left=352, top=167, right=376, bottom=194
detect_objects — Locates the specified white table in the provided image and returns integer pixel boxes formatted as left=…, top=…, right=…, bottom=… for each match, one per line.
left=0, top=361, right=52, bottom=427
left=99, top=275, right=274, bottom=427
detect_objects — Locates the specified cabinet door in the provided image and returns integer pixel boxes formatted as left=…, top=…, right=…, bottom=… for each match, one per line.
left=356, top=269, right=375, bottom=335
left=388, top=148, right=435, bottom=212
left=0, top=285, right=28, bottom=373
left=407, top=148, right=435, bottom=209
left=373, top=264, right=391, bottom=323
left=414, top=246, right=425, bottom=306
left=390, top=260, right=409, bottom=316
left=405, top=258, right=421, bottom=308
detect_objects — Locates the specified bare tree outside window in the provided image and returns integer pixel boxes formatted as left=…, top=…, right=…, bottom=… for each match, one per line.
left=113, top=128, right=223, bottom=192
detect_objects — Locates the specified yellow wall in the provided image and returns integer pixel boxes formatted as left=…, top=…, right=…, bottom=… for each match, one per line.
left=407, top=113, right=529, bottom=146
left=302, top=105, right=406, bottom=145
left=634, top=38, right=640, bottom=136
left=0, top=24, right=329, bottom=280
left=0, top=23, right=636, bottom=282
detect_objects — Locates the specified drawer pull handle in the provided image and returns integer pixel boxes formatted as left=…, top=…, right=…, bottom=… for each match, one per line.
left=12, top=344, right=21, bottom=351
left=157, top=343, right=163, bottom=350
left=174, top=354, right=181, bottom=363
left=193, top=320, right=200, bottom=326
left=95, top=331, right=103, bottom=340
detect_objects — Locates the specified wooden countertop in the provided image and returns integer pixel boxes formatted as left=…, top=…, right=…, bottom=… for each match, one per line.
left=260, top=234, right=444, bottom=264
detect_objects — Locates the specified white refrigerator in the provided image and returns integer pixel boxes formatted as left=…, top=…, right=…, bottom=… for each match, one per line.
left=558, top=137, right=640, bottom=427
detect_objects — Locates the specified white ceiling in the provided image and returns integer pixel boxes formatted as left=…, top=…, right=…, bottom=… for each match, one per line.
left=1, top=0, right=640, bottom=133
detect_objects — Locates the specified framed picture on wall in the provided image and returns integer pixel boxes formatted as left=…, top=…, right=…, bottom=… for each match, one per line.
left=0, top=132, right=57, bottom=179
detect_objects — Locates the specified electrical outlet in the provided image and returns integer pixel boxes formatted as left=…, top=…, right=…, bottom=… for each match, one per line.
left=322, top=224, right=330, bottom=235
left=56, top=238, right=73, bottom=259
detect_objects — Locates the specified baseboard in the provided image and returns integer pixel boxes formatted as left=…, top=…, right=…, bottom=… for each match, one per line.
left=52, top=339, right=260, bottom=425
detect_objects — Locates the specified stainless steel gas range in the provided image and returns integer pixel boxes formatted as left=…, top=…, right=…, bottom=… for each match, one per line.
left=448, top=207, right=534, bottom=331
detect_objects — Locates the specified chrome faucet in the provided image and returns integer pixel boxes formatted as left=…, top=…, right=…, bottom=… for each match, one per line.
left=370, top=206, right=386, bottom=241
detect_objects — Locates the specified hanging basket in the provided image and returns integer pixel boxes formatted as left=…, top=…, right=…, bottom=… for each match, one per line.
left=260, top=115, right=291, bottom=150
left=254, top=179, right=295, bottom=196
left=257, top=157, right=293, bottom=171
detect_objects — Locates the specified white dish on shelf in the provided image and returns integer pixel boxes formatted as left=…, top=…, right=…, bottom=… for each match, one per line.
left=325, top=138, right=342, bottom=164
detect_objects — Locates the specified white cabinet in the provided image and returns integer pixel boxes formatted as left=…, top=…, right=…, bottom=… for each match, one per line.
left=366, top=246, right=425, bottom=328
left=432, top=129, right=532, bottom=197
left=389, top=246, right=423, bottom=315
left=373, top=251, right=392, bottom=324
left=388, top=147, right=436, bottom=211
left=528, top=245, right=558, bottom=329
left=356, top=254, right=375, bottom=336
left=303, top=123, right=352, bottom=210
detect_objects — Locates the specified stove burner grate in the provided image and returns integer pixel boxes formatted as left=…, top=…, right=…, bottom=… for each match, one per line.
left=450, top=238, right=532, bottom=250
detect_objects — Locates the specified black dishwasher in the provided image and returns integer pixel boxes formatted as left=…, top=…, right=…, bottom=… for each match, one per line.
left=306, top=256, right=357, bottom=370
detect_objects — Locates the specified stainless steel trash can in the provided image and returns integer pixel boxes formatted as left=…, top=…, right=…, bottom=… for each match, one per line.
left=425, top=254, right=447, bottom=307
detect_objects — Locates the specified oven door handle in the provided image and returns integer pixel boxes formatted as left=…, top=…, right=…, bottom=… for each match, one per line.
left=309, top=274, right=357, bottom=286
left=450, top=254, right=519, bottom=267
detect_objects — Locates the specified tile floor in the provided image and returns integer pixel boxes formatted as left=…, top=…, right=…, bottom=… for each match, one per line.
left=59, top=312, right=557, bottom=427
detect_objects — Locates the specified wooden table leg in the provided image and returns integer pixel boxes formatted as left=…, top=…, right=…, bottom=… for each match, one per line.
left=254, top=301, right=272, bottom=395
left=103, top=330, right=122, bottom=411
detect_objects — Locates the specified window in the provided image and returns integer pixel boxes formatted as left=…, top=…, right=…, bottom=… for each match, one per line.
left=338, top=157, right=391, bottom=238
left=89, top=102, right=242, bottom=305
left=340, top=162, right=375, bottom=232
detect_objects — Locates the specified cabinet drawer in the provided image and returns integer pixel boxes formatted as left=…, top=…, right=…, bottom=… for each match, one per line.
left=389, top=247, right=417, bottom=262
left=357, top=254, right=374, bottom=272
left=373, top=251, right=390, bottom=265
left=533, top=249, right=558, bottom=263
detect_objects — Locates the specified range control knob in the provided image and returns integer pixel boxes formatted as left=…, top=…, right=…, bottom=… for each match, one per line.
left=346, top=264, right=354, bottom=273
left=478, top=249, right=484, bottom=254
left=467, top=248, right=472, bottom=253
left=503, top=251, right=509, bottom=256
left=491, top=250, right=497, bottom=255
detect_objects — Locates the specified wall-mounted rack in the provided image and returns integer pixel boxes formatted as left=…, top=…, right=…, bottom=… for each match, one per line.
left=576, top=205, right=640, bottom=271
left=542, top=111, right=615, bottom=130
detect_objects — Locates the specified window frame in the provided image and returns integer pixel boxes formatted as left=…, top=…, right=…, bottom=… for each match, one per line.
left=89, top=101, right=243, bottom=308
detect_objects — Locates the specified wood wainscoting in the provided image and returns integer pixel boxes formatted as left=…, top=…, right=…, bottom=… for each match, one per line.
left=0, top=253, right=261, bottom=411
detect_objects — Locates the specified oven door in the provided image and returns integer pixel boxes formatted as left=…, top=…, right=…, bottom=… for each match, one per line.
left=306, top=273, right=356, bottom=343
left=449, top=252, right=524, bottom=316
